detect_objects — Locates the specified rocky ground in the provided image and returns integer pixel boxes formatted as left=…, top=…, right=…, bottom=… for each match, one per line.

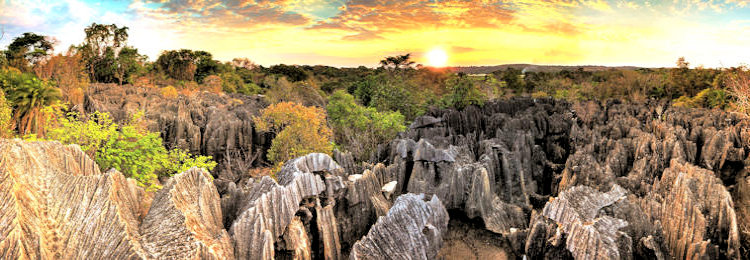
left=1, top=87, right=748, bottom=259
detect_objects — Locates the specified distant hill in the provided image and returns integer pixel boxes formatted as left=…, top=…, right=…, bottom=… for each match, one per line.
left=449, top=64, right=643, bottom=74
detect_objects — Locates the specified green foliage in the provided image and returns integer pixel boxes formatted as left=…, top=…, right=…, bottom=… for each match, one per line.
left=156, top=49, right=224, bottom=83
left=6, top=32, right=54, bottom=72
left=327, top=90, right=405, bottom=159
left=673, top=88, right=731, bottom=109
left=269, top=64, right=309, bottom=82
left=441, top=73, right=486, bottom=110
left=220, top=72, right=262, bottom=95
left=79, top=23, right=137, bottom=83
left=0, top=89, right=12, bottom=137
left=45, top=111, right=216, bottom=190
left=353, top=74, right=425, bottom=120
left=254, top=102, right=333, bottom=166
left=0, top=68, right=61, bottom=135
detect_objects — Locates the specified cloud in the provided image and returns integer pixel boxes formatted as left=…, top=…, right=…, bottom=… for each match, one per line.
left=135, top=0, right=312, bottom=32
left=310, top=0, right=516, bottom=40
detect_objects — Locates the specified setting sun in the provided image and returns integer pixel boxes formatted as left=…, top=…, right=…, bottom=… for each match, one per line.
left=426, top=48, right=448, bottom=67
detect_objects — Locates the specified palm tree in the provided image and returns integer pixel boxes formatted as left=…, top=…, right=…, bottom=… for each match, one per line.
left=8, top=76, right=61, bottom=135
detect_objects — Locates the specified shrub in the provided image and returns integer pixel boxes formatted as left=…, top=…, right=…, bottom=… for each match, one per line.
left=441, top=74, right=486, bottom=110
left=161, top=85, right=178, bottom=98
left=45, top=111, right=216, bottom=190
left=254, top=102, right=333, bottom=166
left=327, top=90, right=406, bottom=159
left=673, top=88, right=731, bottom=109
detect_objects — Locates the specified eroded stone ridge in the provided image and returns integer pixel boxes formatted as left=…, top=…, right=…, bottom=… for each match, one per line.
left=541, top=185, right=630, bottom=260
left=349, top=194, right=449, bottom=260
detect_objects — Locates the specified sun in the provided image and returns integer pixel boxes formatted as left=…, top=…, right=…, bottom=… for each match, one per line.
left=426, top=47, right=448, bottom=67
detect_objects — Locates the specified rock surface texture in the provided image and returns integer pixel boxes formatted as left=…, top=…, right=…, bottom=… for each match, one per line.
left=5, top=93, right=750, bottom=259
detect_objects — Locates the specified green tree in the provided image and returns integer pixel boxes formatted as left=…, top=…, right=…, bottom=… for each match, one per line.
left=5, top=32, right=55, bottom=72
left=79, top=23, right=129, bottom=83
left=114, top=47, right=147, bottom=85
left=327, top=90, right=405, bottom=159
left=442, top=73, right=486, bottom=110
left=0, top=68, right=61, bottom=135
left=269, top=64, right=309, bottom=82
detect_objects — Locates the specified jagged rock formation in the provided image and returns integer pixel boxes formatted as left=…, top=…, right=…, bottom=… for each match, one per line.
left=7, top=93, right=750, bottom=259
left=83, top=84, right=271, bottom=192
left=540, top=185, right=631, bottom=259
left=372, top=98, right=748, bottom=259
left=349, top=194, right=449, bottom=260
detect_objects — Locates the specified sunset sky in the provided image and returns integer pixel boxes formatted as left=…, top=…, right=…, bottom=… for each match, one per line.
left=1, top=0, right=749, bottom=68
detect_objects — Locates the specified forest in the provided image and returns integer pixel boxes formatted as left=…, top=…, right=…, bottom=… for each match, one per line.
left=1, top=23, right=749, bottom=189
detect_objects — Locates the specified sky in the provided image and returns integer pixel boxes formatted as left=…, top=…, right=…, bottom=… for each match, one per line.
left=1, top=0, right=749, bottom=68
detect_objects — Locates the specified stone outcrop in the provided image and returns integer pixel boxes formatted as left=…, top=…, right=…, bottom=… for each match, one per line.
left=0, top=139, right=149, bottom=259
left=372, top=98, right=748, bottom=259
left=349, top=194, right=449, bottom=260
left=83, top=84, right=271, bottom=192
left=7, top=93, right=750, bottom=259
left=540, top=185, right=631, bottom=259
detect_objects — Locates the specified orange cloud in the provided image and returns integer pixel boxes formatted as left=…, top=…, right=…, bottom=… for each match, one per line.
left=310, top=0, right=516, bottom=40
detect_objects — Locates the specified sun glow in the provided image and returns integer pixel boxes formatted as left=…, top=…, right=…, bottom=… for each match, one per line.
left=426, top=47, right=448, bottom=67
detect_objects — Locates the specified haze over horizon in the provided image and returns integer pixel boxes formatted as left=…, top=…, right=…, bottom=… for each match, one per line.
left=2, top=0, right=749, bottom=68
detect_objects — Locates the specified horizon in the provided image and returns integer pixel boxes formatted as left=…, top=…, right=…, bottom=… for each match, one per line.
left=2, top=0, right=750, bottom=68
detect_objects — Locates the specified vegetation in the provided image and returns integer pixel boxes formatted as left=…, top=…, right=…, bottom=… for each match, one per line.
left=44, top=111, right=216, bottom=189
left=254, top=102, right=334, bottom=167
left=0, top=68, right=61, bottom=135
left=2, top=23, right=750, bottom=186
left=0, top=89, right=12, bottom=138
left=327, top=90, right=406, bottom=160
left=441, top=73, right=486, bottom=110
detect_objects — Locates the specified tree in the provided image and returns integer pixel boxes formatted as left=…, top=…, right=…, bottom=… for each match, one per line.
left=156, top=49, right=197, bottom=81
left=442, top=73, right=486, bottom=110
left=269, top=64, right=309, bottom=82
left=254, top=102, right=333, bottom=166
left=79, top=23, right=130, bottom=83
left=33, top=49, right=89, bottom=104
left=327, top=90, right=405, bottom=159
left=115, top=47, right=147, bottom=85
left=0, top=68, right=61, bottom=135
left=232, top=58, right=257, bottom=70
left=5, top=32, right=55, bottom=72
left=194, top=50, right=221, bottom=83
left=379, top=54, right=416, bottom=71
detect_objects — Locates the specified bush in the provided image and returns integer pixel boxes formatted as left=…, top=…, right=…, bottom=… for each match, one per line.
left=327, top=90, right=406, bottom=159
left=673, top=88, right=731, bottom=109
left=45, top=111, right=216, bottom=190
left=161, top=85, right=178, bottom=98
left=441, top=74, right=486, bottom=110
left=254, top=102, right=333, bottom=166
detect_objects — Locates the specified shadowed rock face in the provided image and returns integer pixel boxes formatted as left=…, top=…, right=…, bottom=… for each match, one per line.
left=349, top=194, right=449, bottom=260
left=372, top=98, right=747, bottom=259
left=6, top=94, right=750, bottom=259
left=83, top=84, right=271, bottom=193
